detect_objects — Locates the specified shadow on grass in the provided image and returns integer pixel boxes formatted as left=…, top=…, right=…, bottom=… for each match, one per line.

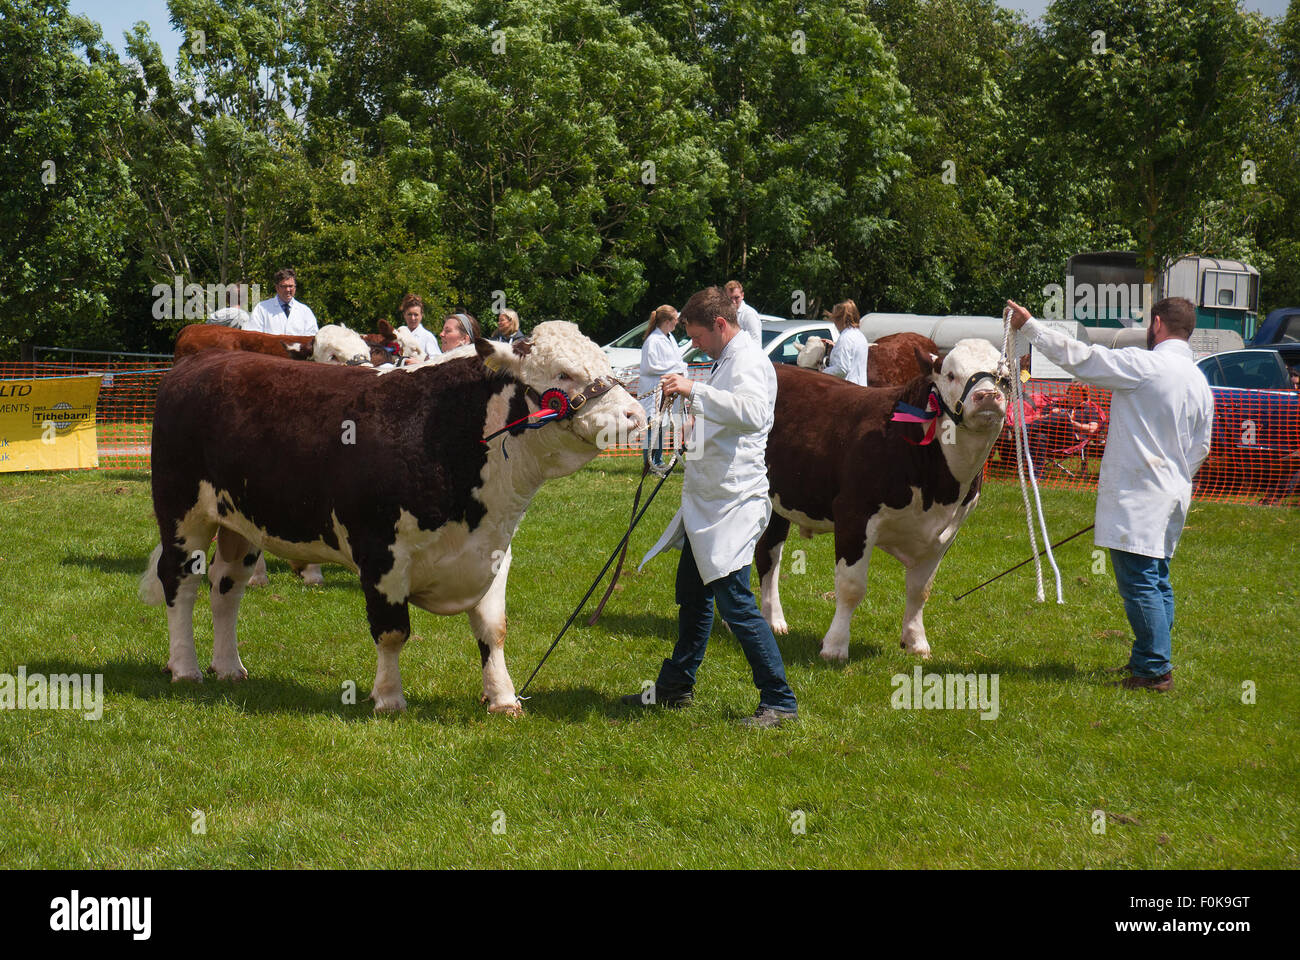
left=19, top=657, right=492, bottom=725
left=60, top=553, right=148, bottom=575
left=58, top=552, right=361, bottom=592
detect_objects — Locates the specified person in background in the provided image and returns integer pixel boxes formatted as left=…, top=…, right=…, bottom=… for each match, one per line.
left=400, top=294, right=441, bottom=357
left=440, top=312, right=481, bottom=351
left=1006, top=296, right=1213, bottom=693
left=638, top=305, right=685, bottom=414
left=1026, top=380, right=1107, bottom=470
left=820, top=299, right=869, bottom=386
left=247, top=268, right=318, bottom=336
left=724, top=280, right=762, bottom=345
left=492, top=309, right=526, bottom=344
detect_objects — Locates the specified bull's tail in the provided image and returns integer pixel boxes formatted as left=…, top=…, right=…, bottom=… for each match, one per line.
left=139, top=543, right=166, bottom=606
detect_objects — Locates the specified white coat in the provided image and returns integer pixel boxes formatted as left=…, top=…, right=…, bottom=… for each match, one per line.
left=638, top=327, right=686, bottom=416
left=824, top=325, right=870, bottom=386
left=1022, top=318, right=1214, bottom=559
left=639, top=330, right=776, bottom=584
left=737, top=301, right=762, bottom=345
left=247, top=297, right=319, bottom=336
left=408, top=323, right=442, bottom=357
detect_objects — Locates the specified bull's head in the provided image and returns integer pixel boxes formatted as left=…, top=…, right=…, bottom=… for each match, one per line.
left=918, top=338, right=1008, bottom=434
left=312, top=324, right=372, bottom=366
left=476, top=321, right=646, bottom=471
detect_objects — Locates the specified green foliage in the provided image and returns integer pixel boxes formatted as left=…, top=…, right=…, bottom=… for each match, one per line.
left=313, top=0, right=727, bottom=333
left=3, top=0, right=1299, bottom=354
left=0, top=0, right=136, bottom=355
left=1021, top=0, right=1266, bottom=278
left=628, top=0, right=921, bottom=318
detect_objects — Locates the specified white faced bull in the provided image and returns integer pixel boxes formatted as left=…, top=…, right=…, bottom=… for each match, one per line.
left=757, top=338, right=1008, bottom=661
left=141, top=321, right=644, bottom=717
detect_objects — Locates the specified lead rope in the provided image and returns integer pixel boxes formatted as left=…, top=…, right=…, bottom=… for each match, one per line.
left=1003, top=307, right=1063, bottom=603
left=586, top=385, right=682, bottom=626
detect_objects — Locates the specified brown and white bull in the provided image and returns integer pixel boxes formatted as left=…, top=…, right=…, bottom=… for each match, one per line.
left=139, top=322, right=645, bottom=715
left=796, top=331, right=941, bottom=387
left=757, top=338, right=1008, bottom=659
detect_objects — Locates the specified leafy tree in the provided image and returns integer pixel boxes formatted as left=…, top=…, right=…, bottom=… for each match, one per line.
left=311, top=0, right=727, bottom=336
left=1021, top=0, right=1268, bottom=284
left=625, top=0, right=922, bottom=318
left=0, top=0, right=136, bottom=356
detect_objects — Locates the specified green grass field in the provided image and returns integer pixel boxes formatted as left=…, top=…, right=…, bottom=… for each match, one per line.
left=0, top=461, right=1295, bottom=868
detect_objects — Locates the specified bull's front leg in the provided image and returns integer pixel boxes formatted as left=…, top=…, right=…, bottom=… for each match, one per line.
left=899, top=543, right=952, bottom=659
left=822, top=518, right=875, bottom=662
left=468, top=545, right=523, bottom=716
left=361, top=581, right=411, bottom=713
left=757, top=512, right=792, bottom=635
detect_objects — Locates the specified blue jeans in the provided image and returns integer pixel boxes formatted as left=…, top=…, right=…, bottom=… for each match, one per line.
left=1110, top=549, right=1174, bottom=678
left=657, top=540, right=798, bottom=712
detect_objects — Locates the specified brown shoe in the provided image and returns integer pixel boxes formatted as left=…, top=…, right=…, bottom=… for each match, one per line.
left=1117, top=672, right=1173, bottom=692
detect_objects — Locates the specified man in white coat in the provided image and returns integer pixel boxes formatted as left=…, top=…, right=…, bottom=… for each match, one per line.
left=725, top=280, right=763, bottom=345
left=247, top=268, right=319, bottom=336
left=623, top=286, right=798, bottom=727
left=1007, top=296, right=1213, bottom=692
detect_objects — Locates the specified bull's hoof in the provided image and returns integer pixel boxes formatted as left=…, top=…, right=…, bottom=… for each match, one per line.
left=165, top=662, right=203, bottom=683
left=207, top=662, right=249, bottom=681
left=247, top=574, right=269, bottom=588
left=487, top=700, right=524, bottom=717
left=298, top=565, right=324, bottom=586
left=818, top=647, right=849, bottom=663
left=900, top=640, right=932, bottom=659
left=369, top=691, right=407, bottom=714
left=769, top=618, right=789, bottom=636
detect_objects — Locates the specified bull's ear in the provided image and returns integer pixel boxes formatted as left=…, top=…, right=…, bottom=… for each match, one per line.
left=913, top=346, right=941, bottom=376
left=475, top=338, right=523, bottom=376
left=377, top=319, right=394, bottom=339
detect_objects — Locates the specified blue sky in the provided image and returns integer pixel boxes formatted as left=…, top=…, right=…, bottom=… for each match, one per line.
left=72, top=0, right=1293, bottom=68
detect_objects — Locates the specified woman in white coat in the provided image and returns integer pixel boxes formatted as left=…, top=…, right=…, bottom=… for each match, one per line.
left=821, top=299, right=869, bottom=386
left=638, top=305, right=685, bottom=414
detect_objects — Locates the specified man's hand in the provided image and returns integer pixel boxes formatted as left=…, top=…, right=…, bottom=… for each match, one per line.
left=1005, top=300, right=1032, bottom=331
left=660, top=373, right=693, bottom=399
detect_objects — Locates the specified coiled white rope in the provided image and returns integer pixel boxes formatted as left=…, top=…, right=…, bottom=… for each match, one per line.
left=644, top=382, right=682, bottom=477
left=1002, top=307, right=1063, bottom=604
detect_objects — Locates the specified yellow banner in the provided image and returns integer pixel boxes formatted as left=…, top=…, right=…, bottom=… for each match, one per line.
left=0, top=376, right=101, bottom=472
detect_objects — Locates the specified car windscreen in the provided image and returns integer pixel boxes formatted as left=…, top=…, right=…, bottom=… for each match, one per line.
left=1207, top=352, right=1290, bottom=390
left=608, top=324, right=687, bottom=351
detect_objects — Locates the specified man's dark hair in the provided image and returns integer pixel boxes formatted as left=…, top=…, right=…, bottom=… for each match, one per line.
left=681, top=286, right=737, bottom=329
left=273, top=268, right=297, bottom=285
left=1151, top=297, right=1195, bottom=339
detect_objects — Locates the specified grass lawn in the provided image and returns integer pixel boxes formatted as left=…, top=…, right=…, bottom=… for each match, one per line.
left=0, top=460, right=1295, bottom=868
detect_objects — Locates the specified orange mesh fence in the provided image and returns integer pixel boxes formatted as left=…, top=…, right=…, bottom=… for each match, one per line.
left=0, top=360, right=168, bottom=471
left=987, top=379, right=1300, bottom=506
left=2, top=362, right=1295, bottom=505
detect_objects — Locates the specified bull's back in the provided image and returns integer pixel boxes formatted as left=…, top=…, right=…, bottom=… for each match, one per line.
left=152, top=351, right=514, bottom=554
left=172, top=325, right=311, bottom=360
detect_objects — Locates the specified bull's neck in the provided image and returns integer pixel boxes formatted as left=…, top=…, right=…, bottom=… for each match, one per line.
left=937, top=417, right=1001, bottom=487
